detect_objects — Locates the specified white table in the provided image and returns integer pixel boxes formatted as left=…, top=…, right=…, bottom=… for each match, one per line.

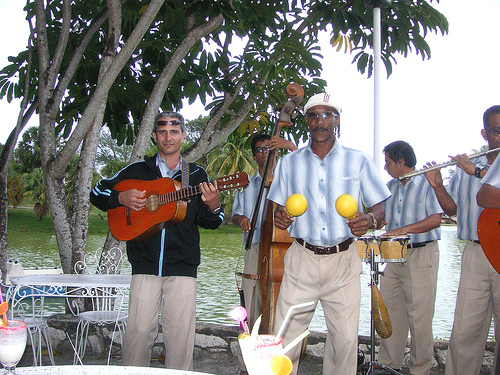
left=7, top=274, right=132, bottom=308
left=8, top=273, right=132, bottom=290
left=7, top=273, right=132, bottom=321
left=16, top=365, right=213, bottom=374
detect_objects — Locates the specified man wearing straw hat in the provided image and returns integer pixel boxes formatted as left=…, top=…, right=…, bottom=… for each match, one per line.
left=267, top=92, right=391, bottom=374
left=424, top=105, right=500, bottom=375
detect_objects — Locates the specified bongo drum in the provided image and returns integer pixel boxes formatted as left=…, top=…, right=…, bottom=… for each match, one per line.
left=378, top=235, right=409, bottom=263
left=356, top=235, right=380, bottom=262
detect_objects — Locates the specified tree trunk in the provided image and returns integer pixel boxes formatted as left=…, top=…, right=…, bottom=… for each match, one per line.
left=71, top=0, right=123, bottom=271
left=34, top=0, right=165, bottom=273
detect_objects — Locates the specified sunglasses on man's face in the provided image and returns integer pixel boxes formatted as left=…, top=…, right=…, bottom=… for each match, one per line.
left=255, top=146, right=270, bottom=154
left=157, top=120, right=182, bottom=126
left=306, top=112, right=339, bottom=121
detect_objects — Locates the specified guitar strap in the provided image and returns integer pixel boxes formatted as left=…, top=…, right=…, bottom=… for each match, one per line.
left=181, top=159, right=189, bottom=189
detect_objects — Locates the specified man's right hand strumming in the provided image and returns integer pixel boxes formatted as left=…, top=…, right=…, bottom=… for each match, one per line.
left=118, top=189, right=147, bottom=211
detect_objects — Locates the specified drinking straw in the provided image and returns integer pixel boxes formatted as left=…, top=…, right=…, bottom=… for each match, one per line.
left=276, top=301, right=314, bottom=339
left=278, top=330, right=310, bottom=356
left=0, top=303, right=9, bottom=327
left=251, top=314, right=262, bottom=349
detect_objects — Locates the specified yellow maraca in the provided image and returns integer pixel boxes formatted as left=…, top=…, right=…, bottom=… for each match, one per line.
left=335, top=194, right=358, bottom=219
left=285, top=194, right=308, bottom=217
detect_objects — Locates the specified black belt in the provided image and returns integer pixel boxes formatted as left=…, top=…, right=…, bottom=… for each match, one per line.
left=407, top=240, right=433, bottom=249
left=296, top=238, right=353, bottom=255
left=473, top=240, right=481, bottom=245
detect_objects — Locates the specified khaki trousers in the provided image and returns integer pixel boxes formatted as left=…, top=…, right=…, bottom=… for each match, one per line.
left=273, top=240, right=362, bottom=375
left=241, top=243, right=262, bottom=328
left=445, top=241, right=500, bottom=375
left=122, top=274, right=196, bottom=370
left=378, top=241, right=439, bottom=375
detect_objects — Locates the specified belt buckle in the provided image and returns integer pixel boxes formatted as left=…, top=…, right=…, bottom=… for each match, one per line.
left=315, top=245, right=335, bottom=255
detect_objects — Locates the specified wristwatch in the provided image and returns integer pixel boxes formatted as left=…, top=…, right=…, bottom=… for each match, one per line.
left=475, top=165, right=489, bottom=178
left=210, top=206, right=222, bottom=214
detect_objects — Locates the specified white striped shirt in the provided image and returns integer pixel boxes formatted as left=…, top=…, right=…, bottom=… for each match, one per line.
left=232, top=172, right=267, bottom=244
left=384, top=174, right=442, bottom=243
left=267, top=140, right=391, bottom=246
left=481, top=154, right=500, bottom=188
left=447, top=155, right=490, bottom=240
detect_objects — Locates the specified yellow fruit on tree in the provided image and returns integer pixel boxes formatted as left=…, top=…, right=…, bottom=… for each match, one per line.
left=335, top=194, right=358, bottom=219
left=285, top=194, right=308, bottom=217
left=270, top=354, right=293, bottom=375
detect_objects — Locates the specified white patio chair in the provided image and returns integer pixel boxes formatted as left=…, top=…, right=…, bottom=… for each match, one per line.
left=9, top=287, right=56, bottom=366
left=72, top=247, right=128, bottom=364
left=2, top=264, right=55, bottom=366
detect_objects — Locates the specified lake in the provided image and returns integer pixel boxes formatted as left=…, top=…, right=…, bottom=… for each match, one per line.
left=6, top=225, right=479, bottom=339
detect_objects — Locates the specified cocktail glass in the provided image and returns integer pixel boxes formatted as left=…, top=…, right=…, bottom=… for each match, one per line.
left=0, top=320, right=27, bottom=374
left=239, top=334, right=283, bottom=375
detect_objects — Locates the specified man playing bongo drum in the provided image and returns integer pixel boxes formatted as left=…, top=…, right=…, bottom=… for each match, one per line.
left=378, top=141, right=443, bottom=375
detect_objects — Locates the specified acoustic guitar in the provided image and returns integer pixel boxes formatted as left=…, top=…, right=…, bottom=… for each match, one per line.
left=107, top=172, right=248, bottom=242
left=477, top=208, right=500, bottom=273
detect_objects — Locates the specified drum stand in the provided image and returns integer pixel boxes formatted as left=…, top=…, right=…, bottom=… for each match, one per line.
left=364, top=246, right=403, bottom=375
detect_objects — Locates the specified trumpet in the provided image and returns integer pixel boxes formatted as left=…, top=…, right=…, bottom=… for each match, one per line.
left=399, top=146, right=500, bottom=180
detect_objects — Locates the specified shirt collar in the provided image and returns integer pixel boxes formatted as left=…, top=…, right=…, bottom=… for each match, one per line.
left=305, top=137, right=343, bottom=159
left=156, top=154, right=182, bottom=178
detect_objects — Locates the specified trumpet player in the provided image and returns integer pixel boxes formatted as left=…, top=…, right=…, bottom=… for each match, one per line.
left=424, top=105, right=500, bottom=375
left=378, top=141, right=443, bottom=375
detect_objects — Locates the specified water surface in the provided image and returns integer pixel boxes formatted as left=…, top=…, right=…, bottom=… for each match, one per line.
left=6, top=225, right=478, bottom=339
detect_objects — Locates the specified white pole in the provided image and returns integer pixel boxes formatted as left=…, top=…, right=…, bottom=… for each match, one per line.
left=373, top=6, right=382, bottom=170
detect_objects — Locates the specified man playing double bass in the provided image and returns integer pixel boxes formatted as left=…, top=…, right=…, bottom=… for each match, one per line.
left=232, top=133, right=297, bottom=329
left=267, top=93, right=391, bottom=374
left=90, top=111, right=223, bottom=370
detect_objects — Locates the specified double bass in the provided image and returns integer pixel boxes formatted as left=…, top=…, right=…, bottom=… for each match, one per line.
left=245, top=83, right=304, bottom=334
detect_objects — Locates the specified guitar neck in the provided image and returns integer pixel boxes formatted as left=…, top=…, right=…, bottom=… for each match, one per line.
left=161, top=178, right=228, bottom=205
left=163, top=184, right=202, bottom=204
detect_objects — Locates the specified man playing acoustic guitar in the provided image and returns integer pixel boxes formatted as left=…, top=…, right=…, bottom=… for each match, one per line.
left=90, top=111, right=223, bottom=370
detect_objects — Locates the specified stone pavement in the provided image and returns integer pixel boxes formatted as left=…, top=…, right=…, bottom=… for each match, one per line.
left=15, top=319, right=495, bottom=374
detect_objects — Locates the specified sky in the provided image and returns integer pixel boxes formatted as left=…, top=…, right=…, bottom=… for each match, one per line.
left=1, top=0, right=499, bottom=179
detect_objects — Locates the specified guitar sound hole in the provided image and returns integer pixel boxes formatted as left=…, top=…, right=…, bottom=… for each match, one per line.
left=146, top=194, right=159, bottom=211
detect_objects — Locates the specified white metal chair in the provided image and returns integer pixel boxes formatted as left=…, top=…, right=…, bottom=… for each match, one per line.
left=2, top=264, right=55, bottom=366
left=9, top=288, right=56, bottom=366
left=72, top=247, right=128, bottom=364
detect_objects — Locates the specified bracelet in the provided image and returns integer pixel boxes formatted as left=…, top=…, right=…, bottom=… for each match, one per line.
left=367, top=212, right=377, bottom=229
left=475, top=166, right=488, bottom=178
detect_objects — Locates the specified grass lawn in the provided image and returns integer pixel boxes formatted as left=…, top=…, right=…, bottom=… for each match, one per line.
left=7, top=206, right=241, bottom=235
